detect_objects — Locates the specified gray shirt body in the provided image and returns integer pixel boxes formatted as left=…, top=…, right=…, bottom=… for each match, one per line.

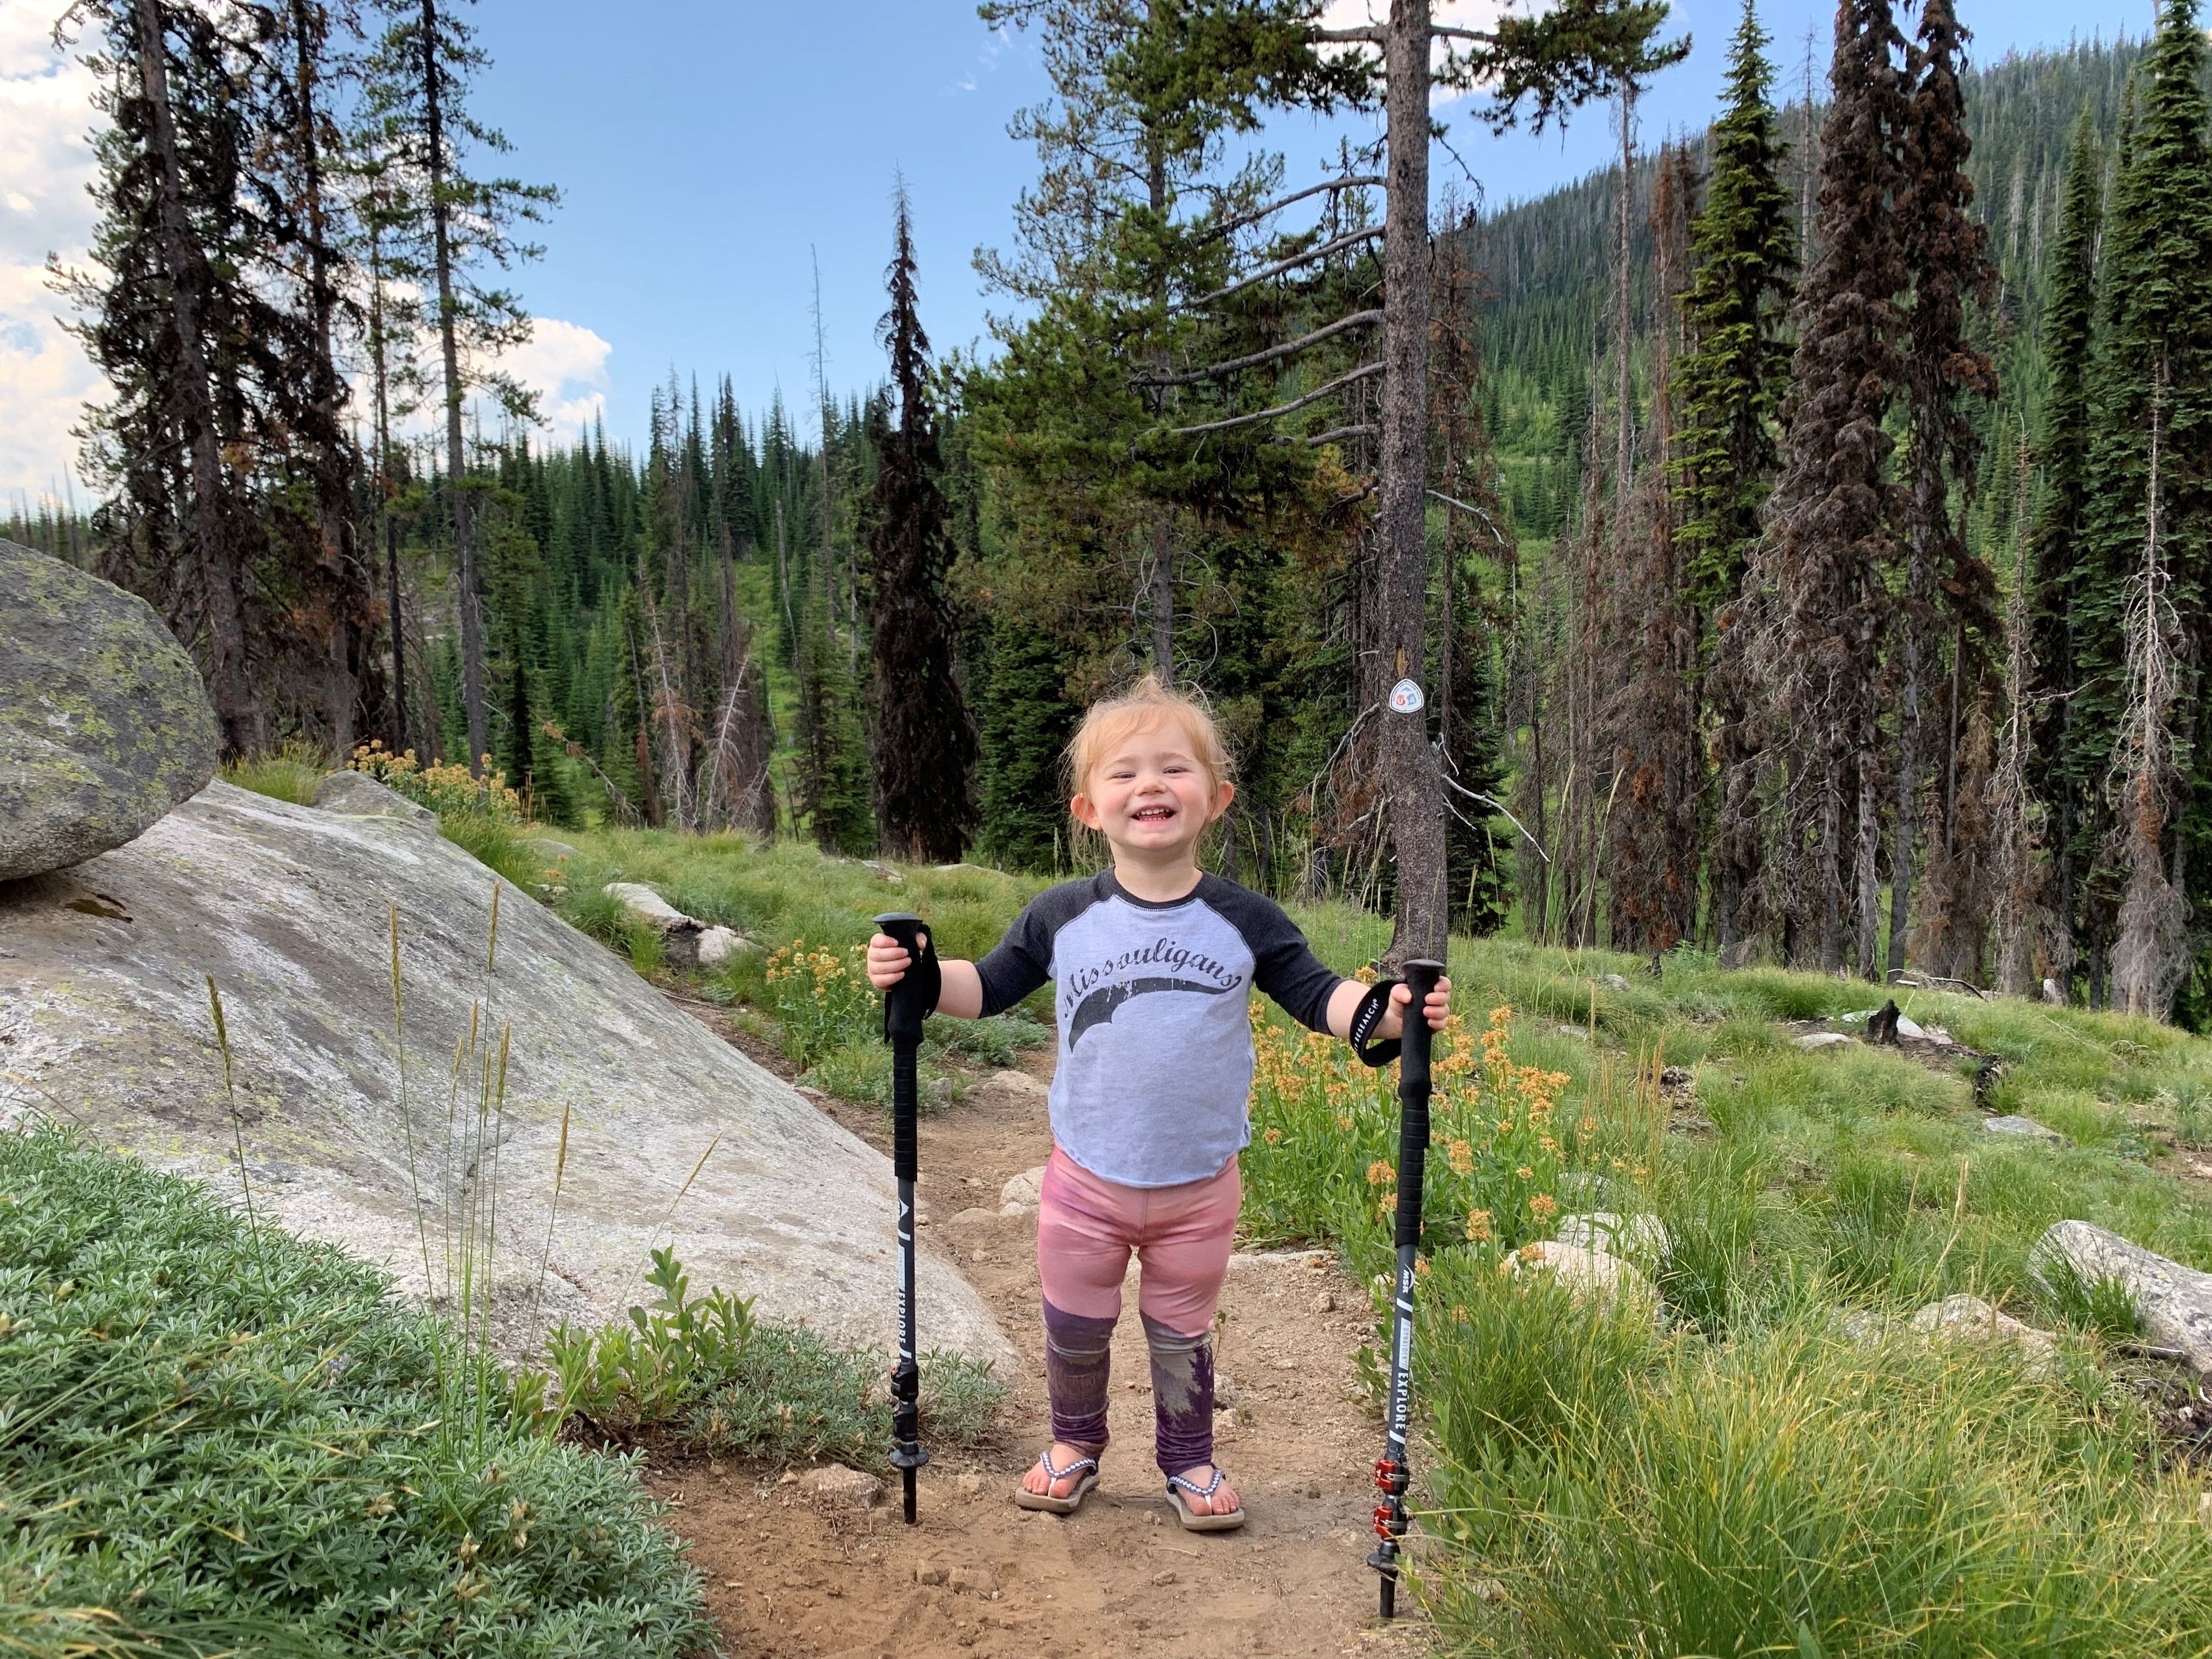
left=975, top=871, right=1343, bottom=1188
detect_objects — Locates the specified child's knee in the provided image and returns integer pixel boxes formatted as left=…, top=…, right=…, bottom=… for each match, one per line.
left=1042, top=1299, right=1118, bottom=1359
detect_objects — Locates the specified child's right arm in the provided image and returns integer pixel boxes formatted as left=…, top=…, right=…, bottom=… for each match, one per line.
left=866, top=933, right=986, bottom=1018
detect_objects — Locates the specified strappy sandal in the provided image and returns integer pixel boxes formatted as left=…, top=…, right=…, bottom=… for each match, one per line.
left=1013, top=1447, right=1100, bottom=1514
left=1165, top=1466, right=1245, bottom=1532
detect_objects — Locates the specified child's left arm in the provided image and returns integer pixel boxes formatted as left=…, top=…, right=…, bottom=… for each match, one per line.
left=1321, top=975, right=1450, bottom=1044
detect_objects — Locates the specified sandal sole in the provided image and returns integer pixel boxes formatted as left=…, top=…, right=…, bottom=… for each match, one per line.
left=1168, top=1490, right=1246, bottom=1532
left=1014, top=1471, right=1099, bottom=1514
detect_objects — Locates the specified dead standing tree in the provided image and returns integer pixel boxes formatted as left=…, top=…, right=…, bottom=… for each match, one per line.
left=1172, top=0, right=1681, bottom=963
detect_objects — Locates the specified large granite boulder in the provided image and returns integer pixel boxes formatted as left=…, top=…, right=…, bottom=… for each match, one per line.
left=0, top=781, right=1009, bottom=1367
left=2033, top=1221, right=2212, bottom=1370
left=0, top=540, right=219, bottom=881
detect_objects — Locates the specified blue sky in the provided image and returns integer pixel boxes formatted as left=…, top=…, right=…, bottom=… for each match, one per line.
left=0, top=0, right=2139, bottom=495
left=471, top=0, right=2124, bottom=452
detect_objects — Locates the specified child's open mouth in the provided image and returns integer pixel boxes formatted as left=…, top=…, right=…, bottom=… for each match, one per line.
left=1132, top=805, right=1176, bottom=824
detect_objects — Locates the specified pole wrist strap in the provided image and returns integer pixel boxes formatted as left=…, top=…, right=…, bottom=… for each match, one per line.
left=1349, top=979, right=1404, bottom=1068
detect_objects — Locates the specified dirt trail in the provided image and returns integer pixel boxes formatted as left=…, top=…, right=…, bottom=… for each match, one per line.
left=647, top=1011, right=1431, bottom=1658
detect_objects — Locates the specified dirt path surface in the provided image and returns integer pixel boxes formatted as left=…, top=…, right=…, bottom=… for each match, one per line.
left=644, top=1014, right=1432, bottom=1658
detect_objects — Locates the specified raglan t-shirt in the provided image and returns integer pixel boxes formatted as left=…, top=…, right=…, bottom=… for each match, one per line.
left=974, top=870, right=1344, bottom=1188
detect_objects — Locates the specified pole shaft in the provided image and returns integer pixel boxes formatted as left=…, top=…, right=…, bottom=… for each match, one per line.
left=1370, top=959, right=1441, bottom=1619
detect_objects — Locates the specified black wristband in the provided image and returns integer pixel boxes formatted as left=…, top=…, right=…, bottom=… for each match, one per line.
left=1349, top=979, right=1403, bottom=1067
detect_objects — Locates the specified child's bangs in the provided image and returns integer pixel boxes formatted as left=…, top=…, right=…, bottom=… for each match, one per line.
left=1066, top=682, right=1233, bottom=797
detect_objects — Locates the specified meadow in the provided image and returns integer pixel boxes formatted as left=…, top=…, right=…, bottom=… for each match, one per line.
left=548, top=819, right=2212, bottom=1656
left=195, top=763, right=2212, bottom=1652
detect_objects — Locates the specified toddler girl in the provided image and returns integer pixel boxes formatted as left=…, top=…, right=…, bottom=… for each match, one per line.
left=866, top=676, right=1448, bottom=1531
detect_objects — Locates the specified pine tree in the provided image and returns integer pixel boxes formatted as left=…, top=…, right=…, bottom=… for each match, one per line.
left=359, top=0, right=554, bottom=776
left=1759, top=0, right=1909, bottom=975
left=2027, top=111, right=2104, bottom=996
left=1671, top=0, right=1797, bottom=956
left=863, top=192, right=980, bottom=863
left=2080, top=0, right=2212, bottom=1017
left=1889, top=0, right=2001, bottom=978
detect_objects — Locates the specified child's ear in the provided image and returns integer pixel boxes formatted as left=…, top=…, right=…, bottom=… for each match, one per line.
left=1208, top=780, right=1236, bottom=823
left=1069, top=793, right=1103, bottom=831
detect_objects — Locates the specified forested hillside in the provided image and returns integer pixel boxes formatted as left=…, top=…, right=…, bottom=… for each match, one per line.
left=33, top=0, right=2212, bottom=1027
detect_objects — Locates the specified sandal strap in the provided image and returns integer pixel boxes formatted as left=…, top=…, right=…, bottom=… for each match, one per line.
left=1037, top=1449, right=1099, bottom=1482
left=1166, top=1467, right=1226, bottom=1499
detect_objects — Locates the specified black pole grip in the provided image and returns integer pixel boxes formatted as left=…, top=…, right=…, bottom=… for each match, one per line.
left=876, top=913, right=938, bottom=1183
left=1393, top=959, right=1442, bottom=1250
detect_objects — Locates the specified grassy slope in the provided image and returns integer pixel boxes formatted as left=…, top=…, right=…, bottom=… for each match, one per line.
left=213, top=787, right=2212, bottom=1652
left=0, top=1128, right=711, bottom=1659
left=552, top=834, right=2212, bottom=1655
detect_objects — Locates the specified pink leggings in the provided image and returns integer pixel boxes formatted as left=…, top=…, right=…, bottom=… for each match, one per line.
left=1035, top=1146, right=1239, bottom=1473
left=1036, top=1145, right=1240, bottom=1334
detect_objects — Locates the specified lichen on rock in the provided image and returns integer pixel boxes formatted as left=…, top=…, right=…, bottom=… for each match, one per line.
left=0, top=539, right=219, bottom=881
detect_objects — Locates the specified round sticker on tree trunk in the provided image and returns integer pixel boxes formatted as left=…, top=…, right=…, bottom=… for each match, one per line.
left=1388, top=677, right=1425, bottom=714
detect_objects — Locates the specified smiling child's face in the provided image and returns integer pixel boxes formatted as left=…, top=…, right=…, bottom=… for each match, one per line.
left=1069, top=716, right=1230, bottom=859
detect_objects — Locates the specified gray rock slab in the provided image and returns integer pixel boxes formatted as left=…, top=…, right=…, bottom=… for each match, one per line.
left=312, top=769, right=435, bottom=826
left=0, top=781, right=1009, bottom=1368
left=1985, top=1114, right=2063, bottom=1143
left=1, top=540, right=219, bottom=881
left=2034, top=1221, right=2212, bottom=1371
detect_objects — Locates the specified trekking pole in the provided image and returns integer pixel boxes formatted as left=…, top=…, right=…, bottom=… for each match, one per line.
left=1369, top=957, right=1443, bottom=1620
left=876, top=911, right=940, bottom=1524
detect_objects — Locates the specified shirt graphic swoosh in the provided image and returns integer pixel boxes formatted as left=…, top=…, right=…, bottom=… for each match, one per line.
left=1066, top=977, right=1234, bottom=1048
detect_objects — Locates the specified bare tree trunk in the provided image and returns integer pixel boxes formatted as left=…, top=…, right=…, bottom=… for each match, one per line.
left=1888, top=518, right=1930, bottom=977
left=1149, top=516, right=1176, bottom=681
left=1377, top=0, right=1447, bottom=963
left=423, top=0, right=485, bottom=775
left=293, top=0, right=359, bottom=752
left=135, top=1, right=259, bottom=758
left=1613, top=84, right=1636, bottom=530
left=369, top=209, right=407, bottom=755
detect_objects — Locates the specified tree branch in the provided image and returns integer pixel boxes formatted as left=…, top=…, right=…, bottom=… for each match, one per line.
left=1426, top=486, right=1507, bottom=541
left=1182, top=226, right=1383, bottom=309
left=1313, top=25, right=1384, bottom=43
left=1135, top=310, right=1382, bottom=387
left=1307, top=423, right=1377, bottom=446
left=1201, top=175, right=1387, bottom=243
left=1169, top=361, right=1383, bottom=437
left=1428, top=25, right=1496, bottom=42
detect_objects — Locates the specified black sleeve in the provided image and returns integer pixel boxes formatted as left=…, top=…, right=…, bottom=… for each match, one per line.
left=973, top=878, right=1096, bottom=1017
left=1207, top=878, right=1343, bottom=1035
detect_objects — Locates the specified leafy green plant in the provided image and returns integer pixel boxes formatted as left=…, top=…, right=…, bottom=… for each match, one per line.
left=689, top=1328, right=1002, bottom=1471
left=547, top=1247, right=756, bottom=1432
left=935, top=1011, right=1050, bottom=1067
left=0, top=1127, right=711, bottom=1657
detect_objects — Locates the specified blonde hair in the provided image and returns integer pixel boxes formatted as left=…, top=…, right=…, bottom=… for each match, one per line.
left=1065, top=675, right=1234, bottom=803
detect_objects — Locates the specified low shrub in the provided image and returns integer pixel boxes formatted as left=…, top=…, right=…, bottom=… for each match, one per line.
left=0, top=1128, right=711, bottom=1658
left=548, top=1247, right=756, bottom=1433
left=688, top=1330, right=1002, bottom=1472
left=760, top=938, right=874, bottom=1067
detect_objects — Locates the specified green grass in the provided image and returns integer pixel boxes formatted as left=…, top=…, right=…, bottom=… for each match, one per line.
left=0, top=1127, right=712, bottom=1659
left=487, top=830, right=2212, bottom=1652
left=219, top=740, right=328, bottom=805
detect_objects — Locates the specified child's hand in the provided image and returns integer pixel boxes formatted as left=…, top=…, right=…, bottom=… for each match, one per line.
left=865, top=933, right=911, bottom=991
left=1377, top=975, right=1452, bottom=1039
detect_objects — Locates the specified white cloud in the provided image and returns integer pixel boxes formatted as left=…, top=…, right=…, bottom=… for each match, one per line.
left=0, top=5, right=102, bottom=497
left=497, top=315, right=612, bottom=440
left=0, top=9, right=609, bottom=494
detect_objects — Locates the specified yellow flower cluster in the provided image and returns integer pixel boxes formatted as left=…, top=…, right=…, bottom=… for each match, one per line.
left=349, top=740, right=524, bottom=822
left=761, top=937, right=874, bottom=1065
left=1242, top=994, right=1578, bottom=1257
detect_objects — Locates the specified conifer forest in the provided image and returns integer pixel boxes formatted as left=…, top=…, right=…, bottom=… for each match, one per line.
left=20, top=0, right=2210, bottom=1025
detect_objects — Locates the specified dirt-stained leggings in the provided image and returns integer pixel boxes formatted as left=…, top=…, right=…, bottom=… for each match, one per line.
left=1034, top=1145, right=1238, bottom=1476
